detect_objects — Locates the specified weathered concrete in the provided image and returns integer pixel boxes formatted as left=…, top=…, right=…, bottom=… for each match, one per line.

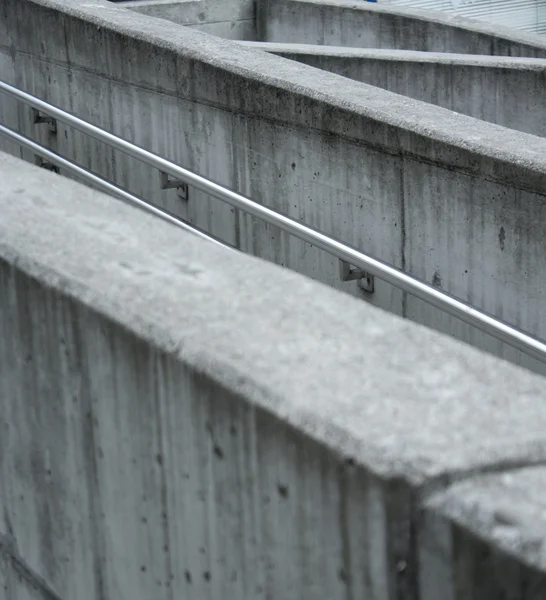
left=4, top=0, right=546, bottom=373
left=123, top=0, right=257, bottom=40
left=258, top=0, right=546, bottom=56
left=421, top=467, right=546, bottom=599
left=3, top=152, right=546, bottom=599
left=383, top=0, right=546, bottom=36
left=242, top=42, right=546, bottom=137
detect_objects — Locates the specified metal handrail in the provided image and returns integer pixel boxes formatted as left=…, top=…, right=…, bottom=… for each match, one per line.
left=0, top=124, right=233, bottom=250
left=2, top=79, right=546, bottom=363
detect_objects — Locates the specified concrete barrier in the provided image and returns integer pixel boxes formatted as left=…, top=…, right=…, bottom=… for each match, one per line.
left=384, top=0, right=546, bottom=35
left=4, top=0, right=546, bottom=373
left=258, top=0, right=546, bottom=56
left=3, top=151, right=546, bottom=599
left=420, top=467, right=546, bottom=600
left=242, top=42, right=546, bottom=137
left=123, top=0, right=257, bottom=40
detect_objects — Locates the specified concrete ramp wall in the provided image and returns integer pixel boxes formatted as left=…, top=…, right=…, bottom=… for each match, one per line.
left=4, top=0, right=546, bottom=373
left=257, top=0, right=546, bottom=55
left=123, top=0, right=257, bottom=40
left=242, top=43, right=546, bottom=137
left=3, top=152, right=546, bottom=600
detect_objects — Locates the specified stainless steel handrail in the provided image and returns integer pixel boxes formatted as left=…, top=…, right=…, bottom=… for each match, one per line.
left=2, top=79, right=546, bottom=363
left=0, top=124, right=232, bottom=250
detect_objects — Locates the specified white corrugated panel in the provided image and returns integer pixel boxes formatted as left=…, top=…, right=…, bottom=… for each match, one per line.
left=388, top=0, right=546, bottom=34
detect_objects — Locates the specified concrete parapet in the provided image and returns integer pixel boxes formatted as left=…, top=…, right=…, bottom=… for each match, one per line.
left=122, top=0, right=257, bottom=40
left=258, top=0, right=546, bottom=56
left=2, top=152, right=546, bottom=599
left=3, top=0, right=546, bottom=373
left=420, top=467, right=546, bottom=599
left=241, top=42, right=546, bottom=137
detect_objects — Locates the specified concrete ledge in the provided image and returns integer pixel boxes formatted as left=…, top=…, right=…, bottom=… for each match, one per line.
left=421, top=467, right=546, bottom=598
left=240, top=42, right=546, bottom=136
left=240, top=42, right=546, bottom=66
left=123, top=0, right=257, bottom=39
left=5, top=0, right=546, bottom=376
left=3, top=155, right=546, bottom=599
left=258, top=0, right=546, bottom=56
left=5, top=0, right=546, bottom=192
left=6, top=0, right=546, bottom=373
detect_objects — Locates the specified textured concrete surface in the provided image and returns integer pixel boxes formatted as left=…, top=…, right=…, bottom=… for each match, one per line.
left=3, top=155, right=546, bottom=599
left=4, top=0, right=546, bottom=375
left=242, top=42, right=546, bottom=137
left=258, top=0, right=546, bottom=56
left=421, top=467, right=546, bottom=599
left=123, top=0, right=257, bottom=40
left=382, top=0, right=546, bottom=36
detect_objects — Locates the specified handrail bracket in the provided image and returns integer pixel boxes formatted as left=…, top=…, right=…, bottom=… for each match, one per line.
left=34, top=155, right=59, bottom=174
left=339, top=259, right=374, bottom=293
left=31, top=108, right=57, bottom=134
left=160, top=170, right=188, bottom=201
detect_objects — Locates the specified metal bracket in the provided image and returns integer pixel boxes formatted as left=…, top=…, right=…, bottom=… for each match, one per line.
left=34, top=155, right=60, bottom=174
left=31, top=108, right=57, bottom=134
left=339, top=259, right=374, bottom=293
left=160, top=170, right=188, bottom=201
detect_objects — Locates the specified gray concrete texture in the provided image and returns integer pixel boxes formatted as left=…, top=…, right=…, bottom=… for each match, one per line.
left=3, top=0, right=546, bottom=375
left=4, top=152, right=546, bottom=599
left=420, top=468, right=546, bottom=599
left=258, top=0, right=546, bottom=56
left=242, top=42, right=546, bottom=137
left=122, top=0, right=257, bottom=40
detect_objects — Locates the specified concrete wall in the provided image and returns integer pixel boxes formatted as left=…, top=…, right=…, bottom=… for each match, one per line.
left=257, top=0, right=546, bottom=56
left=4, top=152, right=546, bottom=600
left=385, top=0, right=546, bottom=36
left=4, top=0, right=546, bottom=373
left=242, top=43, right=546, bottom=138
left=123, top=0, right=257, bottom=40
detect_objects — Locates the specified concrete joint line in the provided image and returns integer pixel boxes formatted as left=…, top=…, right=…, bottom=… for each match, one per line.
left=416, top=450, right=546, bottom=504
left=0, top=533, right=64, bottom=600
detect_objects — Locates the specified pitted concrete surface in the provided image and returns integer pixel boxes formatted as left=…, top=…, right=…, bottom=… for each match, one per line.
left=2, top=152, right=546, bottom=484
left=5, top=1, right=546, bottom=598
left=121, top=0, right=254, bottom=23
left=3, top=156, right=546, bottom=599
left=425, top=467, right=546, bottom=572
left=121, top=0, right=257, bottom=40
left=267, top=0, right=546, bottom=43
left=239, top=42, right=546, bottom=136
left=239, top=41, right=546, bottom=68
left=6, top=0, right=546, bottom=381
left=12, top=0, right=546, bottom=177
left=260, top=0, right=546, bottom=54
